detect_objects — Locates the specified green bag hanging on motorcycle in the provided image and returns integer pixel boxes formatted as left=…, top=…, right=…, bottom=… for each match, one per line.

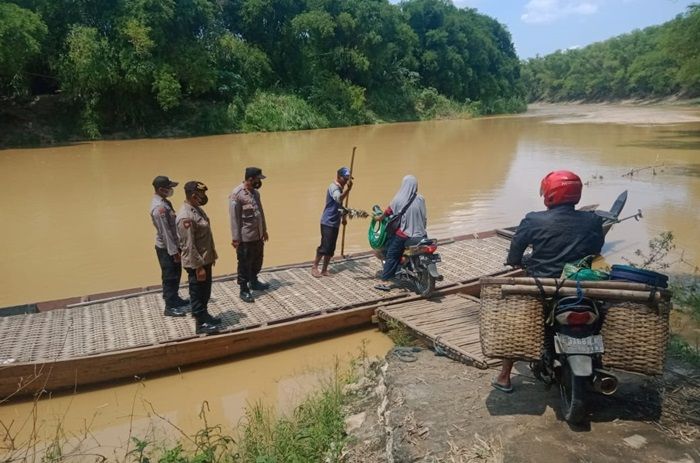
left=368, top=205, right=389, bottom=250
left=561, top=255, right=610, bottom=281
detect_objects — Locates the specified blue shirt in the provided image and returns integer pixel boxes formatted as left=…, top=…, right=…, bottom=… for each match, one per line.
left=320, top=182, right=343, bottom=228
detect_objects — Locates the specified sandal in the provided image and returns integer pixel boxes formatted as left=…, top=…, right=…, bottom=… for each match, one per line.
left=374, top=284, right=391, bottom=292
left=491, top=379, right=513, bottom=393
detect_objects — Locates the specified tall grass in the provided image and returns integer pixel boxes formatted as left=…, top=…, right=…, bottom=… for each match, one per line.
left=3, top=358, right=359, bottom=463
left=238, top=374, right=345, bottom=462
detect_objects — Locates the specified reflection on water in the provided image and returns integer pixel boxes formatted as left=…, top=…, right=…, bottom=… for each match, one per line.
left=0, top=330, right=393, bottom=457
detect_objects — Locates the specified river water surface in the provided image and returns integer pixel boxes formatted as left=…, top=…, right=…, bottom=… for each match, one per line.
left=1, top=103, right=700, bottom=455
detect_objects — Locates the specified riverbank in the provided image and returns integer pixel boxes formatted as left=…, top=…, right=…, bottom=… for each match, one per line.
left=527, top=100, right=700, bottom=125
left=0, top=90, right=491, bottom=150
left=343, top=348, right=700, bottom=462
left=5, top=98, right=700, bottom=150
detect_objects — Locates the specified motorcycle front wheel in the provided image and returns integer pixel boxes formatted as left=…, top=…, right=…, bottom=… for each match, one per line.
left=559, top=361, right=587, bottom=424
left=414, top=265, right=435, bottom=298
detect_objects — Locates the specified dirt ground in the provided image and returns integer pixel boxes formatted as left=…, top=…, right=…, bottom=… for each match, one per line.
left=343, top=351, right=700, bottom=462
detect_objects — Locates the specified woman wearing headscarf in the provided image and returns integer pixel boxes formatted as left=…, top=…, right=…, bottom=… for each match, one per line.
left=374, top=175, right=427, bottom=287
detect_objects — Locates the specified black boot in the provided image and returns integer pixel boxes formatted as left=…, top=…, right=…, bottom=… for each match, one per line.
left=250, top=279, right=270, bottom=291
left=194, top=312, right=220, bottom=335
left=164, top=304, right=188, bottom=317
left=174, top=297, right=190, bottom=307
left=240, top=289, right=255, bottom=303
left=204, top=311, right=222, bottom=325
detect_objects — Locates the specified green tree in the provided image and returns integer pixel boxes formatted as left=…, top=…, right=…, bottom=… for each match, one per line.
left=0, top=2, right=47, bottom=95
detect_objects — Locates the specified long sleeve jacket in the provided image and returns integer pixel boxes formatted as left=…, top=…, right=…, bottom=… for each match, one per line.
left=176, top=202, right=217, bottom=269
left=506, top=205, right=605, bottom=278
left=150, top=195, right=179, bottom=255
left=229, top=184, right=267, bottom=243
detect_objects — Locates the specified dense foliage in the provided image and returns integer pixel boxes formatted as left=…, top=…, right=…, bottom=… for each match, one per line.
left=521, top=5, right=700, bottom=102
left=0, top=0, right=525, bottom=144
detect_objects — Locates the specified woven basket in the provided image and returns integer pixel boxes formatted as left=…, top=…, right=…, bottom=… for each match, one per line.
left=479, top=281, right=544, bottom=361
left=601, top=300, right=671, bottom=376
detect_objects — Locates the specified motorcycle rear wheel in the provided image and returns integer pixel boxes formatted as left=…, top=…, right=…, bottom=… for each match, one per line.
left=415, top=266, right=435, bottom=298
left=559, top=361, right=587, bottom=424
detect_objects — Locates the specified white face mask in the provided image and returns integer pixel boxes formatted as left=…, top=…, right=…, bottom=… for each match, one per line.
left=165, top=187, right=175, bottom=198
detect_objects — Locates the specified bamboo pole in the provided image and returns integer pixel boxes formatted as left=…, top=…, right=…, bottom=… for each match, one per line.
left=340, top=146, right=356, bottom=258
left=500, top=285, right=669, bottom=303
left=481, top=277, right=671, bottom=295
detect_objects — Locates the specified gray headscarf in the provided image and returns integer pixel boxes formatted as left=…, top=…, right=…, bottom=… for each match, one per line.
left=389, top=175, right=427, bottom=238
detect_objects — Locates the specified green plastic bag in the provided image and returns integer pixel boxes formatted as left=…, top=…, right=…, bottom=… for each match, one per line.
left=561, top=255, right=610, bottom=281
left=368, top=216, right=388, bottom=250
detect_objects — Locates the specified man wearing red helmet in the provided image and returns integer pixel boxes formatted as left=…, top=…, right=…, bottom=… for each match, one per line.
left=493, top=170, right=605, bottom=393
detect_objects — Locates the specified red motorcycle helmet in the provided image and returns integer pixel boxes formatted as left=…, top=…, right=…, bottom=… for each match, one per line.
left=540, top=170, right=582, bottom=208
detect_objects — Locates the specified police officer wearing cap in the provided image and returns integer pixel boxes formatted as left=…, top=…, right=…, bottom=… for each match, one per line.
left=176, top=181, right=221, bottom=334
left=229, top=167, right=269, bottom=303
left=150, top=175, right=189, bottom=316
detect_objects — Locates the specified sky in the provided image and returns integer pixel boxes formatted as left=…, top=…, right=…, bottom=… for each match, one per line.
left=454, top=0, right=697, bottom=59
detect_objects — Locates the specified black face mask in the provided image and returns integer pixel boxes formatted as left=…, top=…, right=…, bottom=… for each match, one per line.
left=253, top=180, right=262, bottom=189
left=197, top=193, right=209, bottom=206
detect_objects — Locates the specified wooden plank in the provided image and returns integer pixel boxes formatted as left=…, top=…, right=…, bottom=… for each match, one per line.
left=1, top=243, right=519, bottom=399
left=0, top=304, right=377, bottom=400
left=376, top=293, right=496, bottom=370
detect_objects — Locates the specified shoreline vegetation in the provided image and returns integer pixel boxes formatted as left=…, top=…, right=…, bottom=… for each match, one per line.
left=2, top=2, right=699, bottom=149
left=0, top=0, right=527, bottom=149
left=1, top=353, right=369, bottom=463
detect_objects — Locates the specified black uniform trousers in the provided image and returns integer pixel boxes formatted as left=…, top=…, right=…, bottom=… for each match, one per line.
left=236, top=240, right=264, bottom=289
left=185, top=264, right=212, bottom=319
left=155, top=246, right=182, bottom=308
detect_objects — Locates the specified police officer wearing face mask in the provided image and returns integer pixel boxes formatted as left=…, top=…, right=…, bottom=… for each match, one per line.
left=229, top=167, right=269, bottom=303
left=176, top=181, right=221, bottom=335
left=150, top=175, right=189, bottom=316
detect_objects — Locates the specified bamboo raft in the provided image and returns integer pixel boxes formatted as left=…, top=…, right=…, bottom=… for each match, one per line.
left=0, top=232, right=513, bottom=400
left=376, top=294, right=501, bottom=369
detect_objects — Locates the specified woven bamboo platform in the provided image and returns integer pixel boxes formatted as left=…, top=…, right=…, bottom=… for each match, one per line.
left=0, top=233, right=511, bottom=399
left=376, top=294, right=500, bottom=369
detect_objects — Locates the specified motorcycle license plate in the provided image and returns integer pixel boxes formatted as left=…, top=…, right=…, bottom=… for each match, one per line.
left=554, top=334, right=604, bottom=354
left=429, top=253, right=442, bottom=263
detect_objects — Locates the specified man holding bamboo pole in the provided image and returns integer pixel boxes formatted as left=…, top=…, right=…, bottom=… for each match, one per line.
left=311, top=167, right=353, bottom=277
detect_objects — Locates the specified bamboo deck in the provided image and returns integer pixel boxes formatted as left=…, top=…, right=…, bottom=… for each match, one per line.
left=376, top=294, right=500, bottom=369
left=0, top=234, right=510, bottom=367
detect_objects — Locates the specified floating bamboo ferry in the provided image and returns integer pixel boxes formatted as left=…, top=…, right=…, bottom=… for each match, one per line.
left=0, top=230, right=518, bottom=401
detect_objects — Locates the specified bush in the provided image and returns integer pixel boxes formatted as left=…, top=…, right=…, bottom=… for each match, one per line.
left=242, top=92, right=329, bottom=132
left=308, top=75, right=375, bottom=126
left=414, top=87, right=469, bottom=120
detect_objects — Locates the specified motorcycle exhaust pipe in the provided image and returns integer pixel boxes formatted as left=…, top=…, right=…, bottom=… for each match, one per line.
left=592, top=368, right=618, bottom=395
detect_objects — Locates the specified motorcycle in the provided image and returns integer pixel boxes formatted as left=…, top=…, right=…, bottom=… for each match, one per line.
left=525, top=190, right=639, bottom=424
left=530, top=294, right=618, bottom=424
left=394, top=237, right=444, bottom=297
left=369, top=205, right=443, bottom=298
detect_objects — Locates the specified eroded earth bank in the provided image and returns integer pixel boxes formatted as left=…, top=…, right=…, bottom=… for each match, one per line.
left=343, top=349, right=699, bottom=462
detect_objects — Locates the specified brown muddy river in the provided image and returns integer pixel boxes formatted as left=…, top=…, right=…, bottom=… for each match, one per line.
left=1, top=103, right=700, bottom=454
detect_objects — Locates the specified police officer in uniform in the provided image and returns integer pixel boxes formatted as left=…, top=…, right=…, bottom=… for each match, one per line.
left=176, top=181, right=221, bottom=334
left=150, top=175, right=189, bottom=316
left=229, top=167, right=269, bottom=303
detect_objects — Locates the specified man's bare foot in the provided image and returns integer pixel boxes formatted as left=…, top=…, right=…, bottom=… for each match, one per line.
left=311, top=268, right=322, bottom=278
left=321, top=270, right=332, bottom=277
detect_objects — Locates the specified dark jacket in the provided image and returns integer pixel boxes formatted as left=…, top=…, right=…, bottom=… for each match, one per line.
left=506, top=205, right=605, bottom=278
